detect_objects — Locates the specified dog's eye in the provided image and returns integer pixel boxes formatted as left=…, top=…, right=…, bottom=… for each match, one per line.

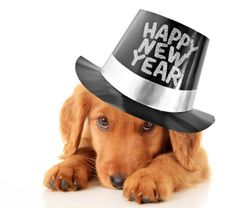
left=97, top=116, right=109, bottom=130
left=143, top=121, right=153, bottom=131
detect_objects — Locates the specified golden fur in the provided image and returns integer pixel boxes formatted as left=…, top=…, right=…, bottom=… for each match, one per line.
left=44, top=84, right=209, bottom=203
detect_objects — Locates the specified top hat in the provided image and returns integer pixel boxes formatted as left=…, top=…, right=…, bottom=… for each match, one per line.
left=75, top=9, right=215, bottom=133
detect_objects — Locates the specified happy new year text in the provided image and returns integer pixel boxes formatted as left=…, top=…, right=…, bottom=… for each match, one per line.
left=131, top=23, right=199, bottom=87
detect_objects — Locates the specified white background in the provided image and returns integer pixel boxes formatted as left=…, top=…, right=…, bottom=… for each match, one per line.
left=0, top=0, right=235, bottom=207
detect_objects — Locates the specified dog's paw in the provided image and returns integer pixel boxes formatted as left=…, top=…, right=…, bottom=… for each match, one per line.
left=44, top=160, right=89, bottom=191
left=123, top=168, right=173, bottom=204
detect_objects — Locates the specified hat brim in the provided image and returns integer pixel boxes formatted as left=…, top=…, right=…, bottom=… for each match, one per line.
left=75, top=56, right=215, bottom=133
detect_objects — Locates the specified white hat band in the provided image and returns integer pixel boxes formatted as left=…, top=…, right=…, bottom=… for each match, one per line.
left=101, top=54, right=196, bottom=113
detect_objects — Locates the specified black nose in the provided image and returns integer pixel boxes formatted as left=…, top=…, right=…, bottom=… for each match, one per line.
left=110, top=175, right=125, bottom=189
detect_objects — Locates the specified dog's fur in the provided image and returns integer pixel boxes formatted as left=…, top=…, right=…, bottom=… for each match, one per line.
left=44, top=84, right=209, bottom=203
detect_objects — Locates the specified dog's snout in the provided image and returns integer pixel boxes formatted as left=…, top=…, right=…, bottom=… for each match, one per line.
left=110, top=175, right=126, bottom=189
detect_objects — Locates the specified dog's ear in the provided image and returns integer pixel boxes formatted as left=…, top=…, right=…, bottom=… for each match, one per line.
left=169, top=130, right=202, bottom=171
left=60, top=85, right=91, bottom=158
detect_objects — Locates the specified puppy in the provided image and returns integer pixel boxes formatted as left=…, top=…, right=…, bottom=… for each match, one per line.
left=44, top=84, right=209, bottom=204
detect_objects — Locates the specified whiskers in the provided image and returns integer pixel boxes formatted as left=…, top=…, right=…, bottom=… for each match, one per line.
left=80, top=154, right=97, bottom=178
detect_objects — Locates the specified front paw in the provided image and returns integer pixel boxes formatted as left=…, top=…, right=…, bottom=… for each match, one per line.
left=123, top=168, right=173, bottom=204
left=44, top=160, right=89, bottom=191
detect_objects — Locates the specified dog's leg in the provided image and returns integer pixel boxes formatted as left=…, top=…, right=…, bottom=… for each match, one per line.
left=123, top=148, right=209, bottom=203
left=44, top=147, right=96, bottom=191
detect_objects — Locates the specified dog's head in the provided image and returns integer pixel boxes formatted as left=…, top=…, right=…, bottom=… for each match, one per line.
left=60, top=84, right=201, bottom=189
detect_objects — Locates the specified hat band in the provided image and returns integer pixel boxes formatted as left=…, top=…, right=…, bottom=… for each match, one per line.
left=101, top=55, right=196, bottom=113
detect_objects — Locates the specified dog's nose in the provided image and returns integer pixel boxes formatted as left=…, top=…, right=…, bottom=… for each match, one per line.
left=110, top=175, right=125, bottom=189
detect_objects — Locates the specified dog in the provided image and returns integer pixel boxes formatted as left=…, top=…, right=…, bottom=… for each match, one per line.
left=44, top=84, right=210, bottom=204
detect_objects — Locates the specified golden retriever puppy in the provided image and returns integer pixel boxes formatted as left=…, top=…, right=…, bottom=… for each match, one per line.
left=44, top=84, right=209, bottom=204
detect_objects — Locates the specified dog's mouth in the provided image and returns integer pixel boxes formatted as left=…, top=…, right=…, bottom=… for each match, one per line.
left=96, top=154, right=152, bottom=189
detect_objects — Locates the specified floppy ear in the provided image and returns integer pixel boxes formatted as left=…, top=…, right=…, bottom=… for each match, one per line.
left=169, top=130, right=202, bottom=171
left=60, top=85, right=91, bottom=158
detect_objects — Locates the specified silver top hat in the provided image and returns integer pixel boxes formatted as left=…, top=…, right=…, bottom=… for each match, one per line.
left=75, top=9, right=215, bottom=132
